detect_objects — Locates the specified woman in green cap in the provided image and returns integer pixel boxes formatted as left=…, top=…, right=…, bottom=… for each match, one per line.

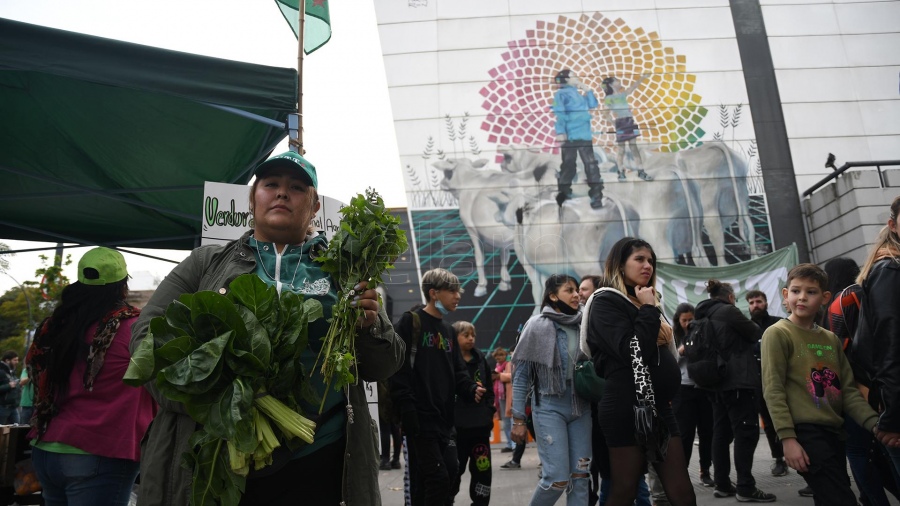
left=132, top=152, right=404, bottom=506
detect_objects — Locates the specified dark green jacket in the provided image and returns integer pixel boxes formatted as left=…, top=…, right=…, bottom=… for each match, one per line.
left=131, top=231, right=404, bottom=506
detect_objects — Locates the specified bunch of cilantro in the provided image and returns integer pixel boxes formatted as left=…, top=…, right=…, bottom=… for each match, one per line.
left=313, top=188, right=408, bottom=404
left=124, top=274, right=324, bottom=506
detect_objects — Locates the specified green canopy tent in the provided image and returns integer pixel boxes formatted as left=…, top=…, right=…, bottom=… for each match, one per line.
left=0, top=17, right=298, bottom=250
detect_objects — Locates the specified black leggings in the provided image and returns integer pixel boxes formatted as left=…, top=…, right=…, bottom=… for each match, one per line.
left=606, top=437, right=696, bottom=506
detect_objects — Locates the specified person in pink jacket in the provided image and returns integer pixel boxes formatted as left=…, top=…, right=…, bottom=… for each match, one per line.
left=27, top=248, right=156, bottom=506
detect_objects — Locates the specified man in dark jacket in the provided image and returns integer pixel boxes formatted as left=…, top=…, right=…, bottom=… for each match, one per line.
left=391, top=269, right=486, bottom=506
left=746, top=290, right=789, bottom=477
left=0, top=351, right=20, bottom=424
left=695, top=281, right=774, bottom=502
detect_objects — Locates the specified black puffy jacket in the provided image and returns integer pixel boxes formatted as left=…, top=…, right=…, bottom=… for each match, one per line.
left=694, top=298, right=761, bottom=391
left=854, top=258, right=900, bottom=431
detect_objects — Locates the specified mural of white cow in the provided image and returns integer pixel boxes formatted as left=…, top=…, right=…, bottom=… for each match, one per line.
left=605, top=166, right=709, bottom=266
left=498, top=191, right=639, bottom=313
left=497, top=145, right=614, bottom=201
left=434, top=158, right=514, bottom=297
left=641, top=142, right=756, bottom=265
left=503, top=142, right=755, bottom=266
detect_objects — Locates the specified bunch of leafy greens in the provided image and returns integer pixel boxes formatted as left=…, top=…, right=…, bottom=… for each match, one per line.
left=124, top=274, right=323, bottom=506
left=313, top=188, right=408, bottom=407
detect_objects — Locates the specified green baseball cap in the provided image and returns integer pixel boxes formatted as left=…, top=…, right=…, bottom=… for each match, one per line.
left=78, top=247, right=128, bottom=286
left=253, top=151, right=318, bottom=189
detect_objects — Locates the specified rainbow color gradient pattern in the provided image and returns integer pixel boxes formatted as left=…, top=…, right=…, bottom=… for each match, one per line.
left=479, top=12, right=707, bottom=154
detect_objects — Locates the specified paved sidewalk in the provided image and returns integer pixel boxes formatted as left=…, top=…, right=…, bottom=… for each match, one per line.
left=377, top=433, right=900, bottom=505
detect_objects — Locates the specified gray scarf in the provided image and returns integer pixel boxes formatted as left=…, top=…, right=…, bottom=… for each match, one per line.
left=513, top=306, right=583, bottom=396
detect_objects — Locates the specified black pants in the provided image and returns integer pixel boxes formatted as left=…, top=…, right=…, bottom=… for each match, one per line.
left=672, top=385, right=713, bottom=471
left=712, top=389, right=760, bottom=495
left=451, top=427, right=492, bottom=506
left=756, top=391, right=783, bottom=460
left=795, top=424, right=858, bottom=506
left=589, top=402, right=609, bottom=506
left=240, top=437, right=344, bottom=505
left=559, top=140, right=603, bottom=199
left=407, top=431, right=458, bottom=506
left=380, top=419, right=402, bottom=463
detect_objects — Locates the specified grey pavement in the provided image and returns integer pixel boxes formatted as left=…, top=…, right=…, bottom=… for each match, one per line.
left=378, top=432, right=900, bottom=505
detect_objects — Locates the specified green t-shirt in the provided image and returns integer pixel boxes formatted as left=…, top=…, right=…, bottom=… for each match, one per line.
left=19, top=370, right=33, bottom=408
left=33, top=441, right=90, bottom=455
left=249, top=235, right=344, bottom=458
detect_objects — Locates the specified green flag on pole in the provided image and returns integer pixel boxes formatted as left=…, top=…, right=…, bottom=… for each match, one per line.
left=274, top=0, right=331, bottom=55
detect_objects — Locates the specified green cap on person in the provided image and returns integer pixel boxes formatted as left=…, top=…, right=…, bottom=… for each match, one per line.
left=78, top=247, right=128, bottom=286
left=253, top=151, right=318, bottom=189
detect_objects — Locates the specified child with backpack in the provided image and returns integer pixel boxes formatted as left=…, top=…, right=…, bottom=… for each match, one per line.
left=761, top=263, right=880, bottom=505
left=389, top=268, right=486, bottom=506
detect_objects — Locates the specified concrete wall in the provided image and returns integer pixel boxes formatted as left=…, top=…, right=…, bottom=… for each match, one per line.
left=805, top=168, right=900, bottom=265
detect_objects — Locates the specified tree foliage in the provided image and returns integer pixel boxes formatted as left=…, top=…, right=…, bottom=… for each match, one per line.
left=0, top=286, right=48, bottom=342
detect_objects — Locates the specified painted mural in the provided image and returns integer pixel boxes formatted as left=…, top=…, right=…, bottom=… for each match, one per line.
left=377, top=3, right=774, bottom=350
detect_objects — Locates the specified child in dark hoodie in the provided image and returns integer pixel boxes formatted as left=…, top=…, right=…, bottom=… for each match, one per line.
left=450, top=321, right=496, bottom=506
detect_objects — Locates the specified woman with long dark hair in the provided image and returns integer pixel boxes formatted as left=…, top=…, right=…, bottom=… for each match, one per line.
left=27, top=247, right=156, bottom=506
left=511, top=274, right=592, bottom=505
left=585, top=237, right=695, bottom=506
left=671, top=303, right=714, bottom=487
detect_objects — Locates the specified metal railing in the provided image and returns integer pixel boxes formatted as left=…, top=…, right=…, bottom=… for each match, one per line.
left=803, top=160, right=900, bottom=197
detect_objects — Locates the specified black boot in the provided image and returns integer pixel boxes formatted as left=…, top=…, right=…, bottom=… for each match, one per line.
left=556, top=187, right=573, bottom=207
left=588, top=182, right=604, bottom=209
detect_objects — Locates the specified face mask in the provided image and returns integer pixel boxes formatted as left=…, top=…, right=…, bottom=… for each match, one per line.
left=435, top=300, right=450, bottom=315
left=553, top=299, right=577, bottom=316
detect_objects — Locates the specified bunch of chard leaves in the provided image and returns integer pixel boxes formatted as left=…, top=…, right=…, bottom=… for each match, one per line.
left=313, top=188, right=408, bottom=407
left=124, top=274, right=323, bottom=506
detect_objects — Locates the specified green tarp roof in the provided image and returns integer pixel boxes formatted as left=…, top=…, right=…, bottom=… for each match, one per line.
left=0, top=17, right=298, bottom=250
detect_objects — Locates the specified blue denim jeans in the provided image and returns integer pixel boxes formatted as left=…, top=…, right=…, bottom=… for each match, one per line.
left=499, top=409, right=515, bottom=449
left=0, top=405, right=19, bottom=424
left=32, top=447, right=139, bottom=506
left=530, top=384, right=592, bottom=505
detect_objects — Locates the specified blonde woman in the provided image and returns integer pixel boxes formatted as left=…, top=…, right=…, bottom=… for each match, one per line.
left=854, top=195, right=900, bottom=474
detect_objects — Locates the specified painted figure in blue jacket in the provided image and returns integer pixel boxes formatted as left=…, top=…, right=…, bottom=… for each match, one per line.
left=551, top=69, right=605, bottom=209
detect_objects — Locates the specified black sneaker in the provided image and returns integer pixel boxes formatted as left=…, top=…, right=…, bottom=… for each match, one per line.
left=590, top=195, right=604, bottom=209
left=713, top=484, right=736, bottom=498
left=637, top=169, right=653, bottom=181
left=379, top=461, right=391, bottom=471
left=500, top=460, right=521, bottom=469
left=700, top=472, right=715, bottom=487
left=771, top=459, right=788, bottom=476
left=390, top=460, right=401, bottom=469
left=500, top=447, right=514, bottom=453
left=736, top=488, right=776, bottom=502
left=798, top=486, right=814, bottom=497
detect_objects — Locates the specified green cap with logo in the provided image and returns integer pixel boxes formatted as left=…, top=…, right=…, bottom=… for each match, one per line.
left=78, top=247, right=128, bottom=286
left=253, top=151, right=318, bottom=189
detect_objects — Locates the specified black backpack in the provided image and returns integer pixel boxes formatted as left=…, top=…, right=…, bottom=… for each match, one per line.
left=684, top=305, right=726, bottom=388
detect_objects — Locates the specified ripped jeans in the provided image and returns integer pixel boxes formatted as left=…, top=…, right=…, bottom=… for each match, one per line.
left=530, top=383, right=592, bottom=505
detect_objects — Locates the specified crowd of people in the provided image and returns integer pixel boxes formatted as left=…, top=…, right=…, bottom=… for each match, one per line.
left=7, top=149, right=900, bottom=506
